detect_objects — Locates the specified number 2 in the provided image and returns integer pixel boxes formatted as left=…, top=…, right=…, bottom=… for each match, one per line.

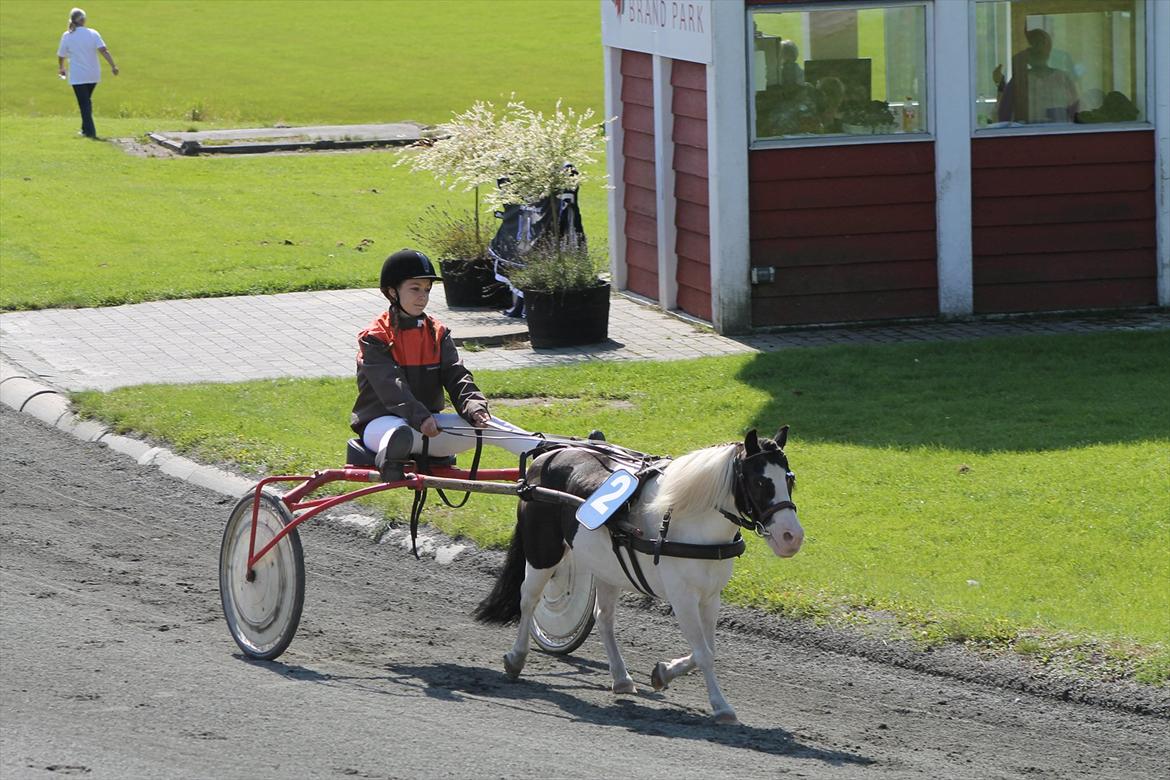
left=589, top=473, right=632, bottom=515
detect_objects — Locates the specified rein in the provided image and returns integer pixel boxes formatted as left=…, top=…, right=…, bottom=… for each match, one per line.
left=407, top=429, right=484, bottom=559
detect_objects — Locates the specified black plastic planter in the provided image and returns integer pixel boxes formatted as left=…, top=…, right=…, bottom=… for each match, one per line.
left=440, top=261, right=510, bottom=308
left=522, top=281, right=611, bottom=348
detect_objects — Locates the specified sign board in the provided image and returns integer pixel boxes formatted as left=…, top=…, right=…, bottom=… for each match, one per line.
left=600, top=0, right=712, bottom=64
left=575, top=469, right=640, bottom=530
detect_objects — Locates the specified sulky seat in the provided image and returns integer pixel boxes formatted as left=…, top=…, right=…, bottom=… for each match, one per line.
left=345, top=438, right=456, bottom=469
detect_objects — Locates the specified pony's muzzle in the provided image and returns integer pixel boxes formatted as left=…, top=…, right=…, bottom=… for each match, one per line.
left=767, top=516, right=804, bottom=557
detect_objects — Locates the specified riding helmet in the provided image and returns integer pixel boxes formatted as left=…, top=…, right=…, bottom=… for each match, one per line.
left=380, top=248, right=441, bottom=292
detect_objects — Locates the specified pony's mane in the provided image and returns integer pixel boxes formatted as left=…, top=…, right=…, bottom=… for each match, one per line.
left=646, top=443, right=739, bottom=518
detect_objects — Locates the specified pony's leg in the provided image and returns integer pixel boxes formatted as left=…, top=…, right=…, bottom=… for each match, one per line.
left=503, top=561, right=555, bottom=678
left=650, top=652, right=695, bottom=692
left=664, top=585, right=737, bottom=724
left=593, top=580, right=636, bottom=694
left=650, top=594, right=721, bottom=691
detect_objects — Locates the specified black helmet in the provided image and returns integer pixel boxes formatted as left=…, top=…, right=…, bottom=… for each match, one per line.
left=380, top=248, right=440, bottom=292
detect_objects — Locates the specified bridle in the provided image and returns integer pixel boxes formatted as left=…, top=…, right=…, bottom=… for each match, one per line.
left=720, top=448, right=797, bottom=538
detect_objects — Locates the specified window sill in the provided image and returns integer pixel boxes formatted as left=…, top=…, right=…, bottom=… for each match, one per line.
left=750, top=132, right=933, bottom=151
left=972, top=121, right=1153, bottom=138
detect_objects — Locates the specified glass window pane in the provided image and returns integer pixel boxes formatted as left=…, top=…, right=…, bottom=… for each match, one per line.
left=974, top=0, right=1146, bottom=129
left=750, top=4, right=928, bottom=142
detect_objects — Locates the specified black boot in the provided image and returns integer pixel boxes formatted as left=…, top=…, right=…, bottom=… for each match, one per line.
left=502, top=293, right=525, bottom=319
left=375, top=425, right=414, bottom=482
left=587, top=430, right=606, bottom=442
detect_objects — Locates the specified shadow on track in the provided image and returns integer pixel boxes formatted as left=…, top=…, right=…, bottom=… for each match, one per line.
left=246, top=657, right=872, bottom=767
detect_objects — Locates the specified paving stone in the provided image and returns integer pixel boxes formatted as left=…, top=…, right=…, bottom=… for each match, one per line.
left=2, top=288, right=1167, bottom=392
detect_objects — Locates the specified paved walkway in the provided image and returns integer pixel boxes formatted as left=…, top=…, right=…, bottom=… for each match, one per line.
left=0, top=288, right=1166, bottom=392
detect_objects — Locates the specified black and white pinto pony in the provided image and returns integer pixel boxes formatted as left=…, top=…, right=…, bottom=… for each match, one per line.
left=475, top=426, right=803, bottom=724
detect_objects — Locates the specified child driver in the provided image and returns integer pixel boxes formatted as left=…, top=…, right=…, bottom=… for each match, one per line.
left=350, top=249, right=540, bottom=480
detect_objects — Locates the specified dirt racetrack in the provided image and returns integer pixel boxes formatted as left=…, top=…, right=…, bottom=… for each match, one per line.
left=2, top=406, right=1167, bottom=779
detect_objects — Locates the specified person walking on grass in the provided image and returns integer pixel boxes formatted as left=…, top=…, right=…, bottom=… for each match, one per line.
left=57, top=7, right=118, bottom=139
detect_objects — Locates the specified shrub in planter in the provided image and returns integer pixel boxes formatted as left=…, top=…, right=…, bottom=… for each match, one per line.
left=408, top=205, right=507, bottom=307
left=396, top=99, right=611, bottom=313
left=507, top=240, right=610, bottom=348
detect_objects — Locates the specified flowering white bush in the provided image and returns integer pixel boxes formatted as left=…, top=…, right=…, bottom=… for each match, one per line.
left=399, top=99, right=610, bottom=213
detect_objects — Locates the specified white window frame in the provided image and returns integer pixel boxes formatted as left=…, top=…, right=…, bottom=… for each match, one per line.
left=747, top=0, right=935, bottom=149
left=968, top=0, right=1155, bottom=138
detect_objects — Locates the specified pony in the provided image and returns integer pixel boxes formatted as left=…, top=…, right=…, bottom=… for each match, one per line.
left=474, top=426, right=803, bottom=724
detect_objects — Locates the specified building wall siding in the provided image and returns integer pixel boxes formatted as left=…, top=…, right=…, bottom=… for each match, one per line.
left=671, top=59, right=711, bottom=320
left=971, top=131, right=1158, bottom=313
left=621, top=50, right=658, bottom=300
left=749, top=142, right=939, bottom=326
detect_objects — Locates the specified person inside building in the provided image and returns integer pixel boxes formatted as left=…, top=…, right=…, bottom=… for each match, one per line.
left=815, top=76, right=846, bottom=134
left=778, top=39, right=805, bottom=87
left=994, top=28, right=1078, bottom=124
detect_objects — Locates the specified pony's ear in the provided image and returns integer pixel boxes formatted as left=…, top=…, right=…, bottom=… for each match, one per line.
left=774, top=425, right=789, bottom=448
left=744, top=429, right=761, bottom=455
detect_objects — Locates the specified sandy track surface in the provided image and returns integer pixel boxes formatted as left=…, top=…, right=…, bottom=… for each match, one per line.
left=1, top=407, right=1167, bottom=779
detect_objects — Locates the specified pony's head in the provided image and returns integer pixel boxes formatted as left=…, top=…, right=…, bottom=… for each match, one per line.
left=647, top=425, right=804, bottom=558
left=734, top=426, right=803, bottom=558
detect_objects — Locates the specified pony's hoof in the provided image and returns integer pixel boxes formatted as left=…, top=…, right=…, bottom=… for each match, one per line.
left=612, top=679, right=637, bottom=695
left=503, top=652, right=525, bottom=679
left=650, top=661, right=669, bottom=691
left=713, top=711, right=740, bottom=726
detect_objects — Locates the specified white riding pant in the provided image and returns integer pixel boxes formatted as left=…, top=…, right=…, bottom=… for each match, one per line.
left=363, top=413, right=542, bottom=458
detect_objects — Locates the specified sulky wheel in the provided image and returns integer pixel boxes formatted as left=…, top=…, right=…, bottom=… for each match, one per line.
left=530, top=548, right=596, bottom=654
left=219, top=490, right=305, bottom=660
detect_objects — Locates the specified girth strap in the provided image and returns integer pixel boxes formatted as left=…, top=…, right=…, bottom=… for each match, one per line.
left=626, top=532, right=746, bottom=561
left=610, top=531, right=659, bottom=599
left=606, top=521, right=747, bottom=599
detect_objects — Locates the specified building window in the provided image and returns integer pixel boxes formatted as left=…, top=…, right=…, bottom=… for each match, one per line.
left=974, top=0, right=1147, bottom=129
left=749, top=3, right=928, bottom=143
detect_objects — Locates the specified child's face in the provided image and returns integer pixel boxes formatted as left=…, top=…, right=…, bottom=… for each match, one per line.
left=393, top=278, right=433, bottom=317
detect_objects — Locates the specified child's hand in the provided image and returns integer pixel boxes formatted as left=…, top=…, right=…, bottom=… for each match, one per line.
left=471, top=410, right=491, bottom=428
left=420, top=416, right=440, bottom=438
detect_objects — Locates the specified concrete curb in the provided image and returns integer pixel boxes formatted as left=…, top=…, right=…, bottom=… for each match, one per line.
left=1, top=357, right=255, bottom=498
left=0, top=356, right=451, bottom=554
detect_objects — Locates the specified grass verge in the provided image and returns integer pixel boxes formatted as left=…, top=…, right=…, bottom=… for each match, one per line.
left=72, top=330, right=1170, bottom=685
left=0, top=116, right=608, bottom=310
left=1, top=0, right=607, bottom=311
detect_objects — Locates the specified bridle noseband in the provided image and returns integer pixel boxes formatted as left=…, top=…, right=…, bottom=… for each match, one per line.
left=720, top=449, right=797, bottom=537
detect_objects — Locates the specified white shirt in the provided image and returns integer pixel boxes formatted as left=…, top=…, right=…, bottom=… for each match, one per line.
left=57, top=27, right=106, bottom=85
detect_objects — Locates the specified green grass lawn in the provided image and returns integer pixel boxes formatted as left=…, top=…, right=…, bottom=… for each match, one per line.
left=0, top=0, right=606, bottom=311
left=0, top=116, right=609, bottom=310
left=0, top=1, right=602, bottom=124
left=73, top=331, right=1170, bottom=681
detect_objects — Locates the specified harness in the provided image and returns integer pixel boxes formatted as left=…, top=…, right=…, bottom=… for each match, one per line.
left=521, top=441, right=797, bottom=600
left=406, top=429, right=484, bottom=559
left=606, top=510, right=748, bottom=599
left=722, top=447, right=798, bottom=537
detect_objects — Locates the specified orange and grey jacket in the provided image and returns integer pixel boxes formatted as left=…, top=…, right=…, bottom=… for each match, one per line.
left=350, top=310, right=487, bottom=435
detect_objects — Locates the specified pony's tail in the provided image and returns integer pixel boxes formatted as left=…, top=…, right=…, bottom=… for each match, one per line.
left=473, top=524, right=526, bottom=624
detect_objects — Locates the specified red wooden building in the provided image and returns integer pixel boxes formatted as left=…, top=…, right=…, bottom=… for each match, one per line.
left=601, top=0, right=1169, bottom=333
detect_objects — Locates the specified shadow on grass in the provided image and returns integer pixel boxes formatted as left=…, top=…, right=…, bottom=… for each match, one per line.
left=246, top=656, right=870, bottom=766
left=737, top=330, right=1170, bottom=452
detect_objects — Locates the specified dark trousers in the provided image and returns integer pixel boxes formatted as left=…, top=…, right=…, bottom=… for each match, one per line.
left=72, top=83, right=97, bottom=138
